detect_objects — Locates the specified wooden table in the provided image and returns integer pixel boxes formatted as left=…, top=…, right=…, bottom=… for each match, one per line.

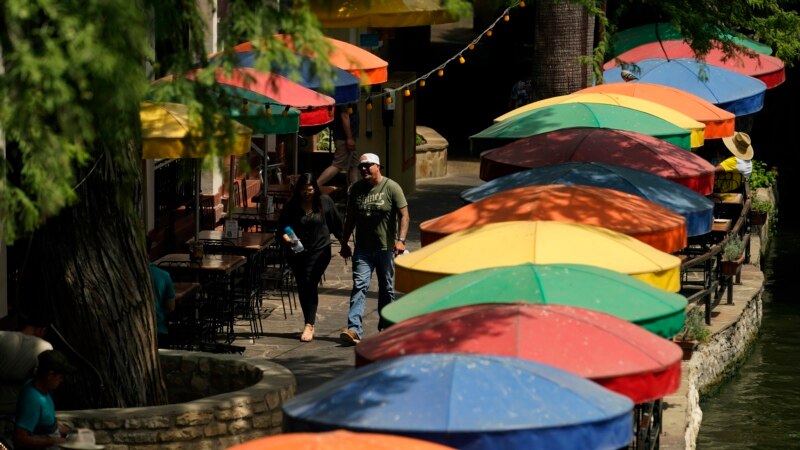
left=709, top=193, right=744, bottom=205
left=155, top=253, right=247, bottom=275
left=225, top=207, right=281, bottom=232
left=711, top=219, right=732, bottom=234
left=188, top=230, right=275, bottom=255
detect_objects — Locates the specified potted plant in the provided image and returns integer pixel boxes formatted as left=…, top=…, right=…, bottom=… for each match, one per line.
left=720, top=235, right=744, bottom=276
left=674, top=313, right=710, bottom=360
left=749, top=199, right=772, bottom=226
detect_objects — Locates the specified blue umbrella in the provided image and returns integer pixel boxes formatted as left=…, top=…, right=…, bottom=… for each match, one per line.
left=284, top=354, right=633, bottom=450
left=231, top=51, right=361, bottom=104
left=603, top=58, right=766, bottom=116
left=460, top=162, right=713, bottom=237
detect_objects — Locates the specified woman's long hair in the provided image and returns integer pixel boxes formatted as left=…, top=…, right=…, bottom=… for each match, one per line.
left=287, top=172, right=323, bottom=214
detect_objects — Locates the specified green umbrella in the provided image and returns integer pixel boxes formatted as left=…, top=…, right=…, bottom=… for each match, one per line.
left=469, top=103, right=692, bottom=153
left=221, top=85, right=301, bottom=135
left=382, top=263, right=687, bottom=338
left=608, top=22, right=773, bottom=58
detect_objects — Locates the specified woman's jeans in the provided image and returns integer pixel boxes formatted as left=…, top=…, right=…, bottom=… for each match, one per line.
left=346, top=249, right=395, bottom=338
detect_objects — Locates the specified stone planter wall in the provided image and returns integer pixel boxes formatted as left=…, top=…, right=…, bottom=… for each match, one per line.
left=415, top=126, right=448, bottom=179
left=2, top=350, right=296, bottom=450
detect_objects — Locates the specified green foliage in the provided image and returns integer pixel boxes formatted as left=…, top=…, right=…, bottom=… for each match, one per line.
left=416, top=133, right=427, bottom=146
left=681, top=312, right=710, bottom=343
left=723, top=235, right=744, bottom=261
left=317, top=128, right=332, bottom=152
left=750, top=160, right=778, bottom=189
left=751, top=199, right=773, bottom=214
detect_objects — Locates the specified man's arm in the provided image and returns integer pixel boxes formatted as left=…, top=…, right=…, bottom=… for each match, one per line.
left=14, top=426, right=65, bottom=449
left=341, top=109, right=355, bottom=150
left=393, top=206, right=410, bottom=255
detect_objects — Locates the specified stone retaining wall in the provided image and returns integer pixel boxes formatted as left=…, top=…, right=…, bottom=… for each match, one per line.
left=2, top=350, right=296, bottom=449
left=415, top=126, right=448, bottom=179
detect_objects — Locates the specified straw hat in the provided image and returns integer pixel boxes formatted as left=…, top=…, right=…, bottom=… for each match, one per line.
left=722, top=131, right=754, bottom=160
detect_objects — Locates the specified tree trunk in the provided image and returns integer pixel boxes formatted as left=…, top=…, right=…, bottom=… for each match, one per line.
left=531, top=0, right=595, bottom=101
left=20, top=140, right=167, bottom=408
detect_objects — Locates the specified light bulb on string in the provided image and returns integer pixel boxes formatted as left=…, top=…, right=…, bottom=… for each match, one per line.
left=404, top=88, right=411, bottom=97
left=438, top=69, right=444, bottom=77
left=264, top=104, right=271, bottom=116
left=419, top=79, right=426, bottom=87
left=366, top=98, right=374, bottom=111
left=519, top=0, right=526, bottom=7
left=504, top=13, right=510, bottom=21
left=283, top=105, right=290, bottom=117
left=469, top=43, right=475, bottom=50
left=459, top=55, right=466, bottom=64
left=242, top=100, right=249, bottom=112
left=385, top=95, right=393, bottom=105
left=486, top=29, right=493, bottom=37
left=347, top=105, right=353, bottom=114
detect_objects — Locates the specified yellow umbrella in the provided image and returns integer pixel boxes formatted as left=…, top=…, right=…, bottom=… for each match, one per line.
left=395, top=221, right=681, bottom=293
left=495, top=93, right=706, bottom=148
left=309, top=0, right=457, bottom=28
left=140, top=101, right=252, bottom=159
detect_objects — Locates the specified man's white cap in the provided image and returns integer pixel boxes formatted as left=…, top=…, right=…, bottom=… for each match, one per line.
left=361, top=153, right=380, bottom=165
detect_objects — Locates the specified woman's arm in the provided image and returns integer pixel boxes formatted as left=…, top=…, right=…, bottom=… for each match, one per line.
left=322, top=195, right=344, bottom=240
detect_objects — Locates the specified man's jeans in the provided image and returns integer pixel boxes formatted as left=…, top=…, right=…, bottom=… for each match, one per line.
left=346, top=249, right=396, bottom=338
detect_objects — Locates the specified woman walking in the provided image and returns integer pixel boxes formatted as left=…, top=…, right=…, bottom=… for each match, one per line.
left=278, top=173, right=343, bottom=342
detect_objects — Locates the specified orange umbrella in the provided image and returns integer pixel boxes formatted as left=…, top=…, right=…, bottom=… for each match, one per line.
left=578, top=83, right=735, bottom=139
left=229, top=430, right=455, bottom=450
left=420, top=185, right=687, bottom=253
left=233, top=36, right=389, bottom=85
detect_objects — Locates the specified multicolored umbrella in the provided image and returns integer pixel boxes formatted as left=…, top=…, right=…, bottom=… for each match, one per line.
left=395, top=221, right=682, bottom=292
left=232, top=37, right=389, bottom=85
left=606, top=40, right=785, bottom=89
left=220, top=85, right=301, bottom=135
left=495, top=92, right=706, bottom=148
left=577, top=83, right=735, bottom=139
left=420, top=184, right=687, bottom=253
left=229, top=430, right=455, bottom=450
left=603, top=58, right=766, bottom=116
left=478, top=127, right=716, bottom=195
left=460, top=162, right=714, bottom=237
left=608, top=22, right=773, bottom=58
left=360, top=303, right=683, bottom=403
left=309, top=0, right=457, bottom=28
left=284, top=354, right=634, bottom=450
left=383, top=263, right=688, bottom=338
left=470, top=103, right=692, bottom=152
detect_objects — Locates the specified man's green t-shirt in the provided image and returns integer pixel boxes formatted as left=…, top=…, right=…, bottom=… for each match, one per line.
left=348, top=177, right=408, bottom=251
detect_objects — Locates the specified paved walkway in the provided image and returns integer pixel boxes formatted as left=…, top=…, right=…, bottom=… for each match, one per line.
left=237, top=160, right=483, bottom=393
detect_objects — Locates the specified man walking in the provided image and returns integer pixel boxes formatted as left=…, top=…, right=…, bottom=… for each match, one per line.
left=339, top=153, right=409, bottom=345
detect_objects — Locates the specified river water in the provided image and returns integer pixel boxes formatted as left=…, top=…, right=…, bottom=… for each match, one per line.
left=697, top=225, right=800, bottom=448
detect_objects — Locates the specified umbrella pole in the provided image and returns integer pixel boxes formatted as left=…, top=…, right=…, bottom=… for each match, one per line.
left=228, top=154, right=236, bottom=212
left=293, top=133, right=298, bottom=176
left=194, top=159, right=200, bottom=243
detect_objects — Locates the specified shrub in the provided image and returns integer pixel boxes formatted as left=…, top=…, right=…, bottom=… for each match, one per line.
left=416, top=133, right=427, bottom=146
left=681, top=312, right=710, bottom=343
left=723, top=235, right=744, bottom=261
left=750, top=160, right=778, bottom=189
left=751, top=199, right=773, bottom=214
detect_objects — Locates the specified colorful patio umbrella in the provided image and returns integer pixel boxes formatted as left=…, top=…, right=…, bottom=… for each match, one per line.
left=478, top=127, right=716, bottom=195
left=193, top=68, right=335, bottom=127
left=383, top=263, right=688, bottom=338
left=283, top=354, right=634, bottom=450
left=608, top=22, right=773, bottom=58
left=606, top=40, right=785, bottom=89
left=495, top=92, right=706, bottom=148
left=220, top=85, right=301, bottom=135
left=359, top=303, right=683, bottom=403
left=229, top=430, right=455, bottom=450
left=577, top=83, right=735, bottom=139
left=420, top=185, right=687, bottom=253
left=309, top=0, right=458, bottom=28
left=233, top=36, right=389, bottom=85
left=460, top=162, right=714, bottom=237
left=603, top=58, right=767, bottom=117
left=222, top=51, right=361, bottom=104
left=395, top=221, right=682, bottom=292
left=469, top=103, right=692, bottom=152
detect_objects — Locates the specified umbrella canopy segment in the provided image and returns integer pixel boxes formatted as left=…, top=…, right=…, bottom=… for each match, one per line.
left=577, top=83, right=735, bottom=139
left=603, top=58, right=766, bottom=117
left=496, top=93, right=706, bottom=148
left=224, top=51, right=361, bottom=104
left=360, top=303, right=683, bottom=403
left=608, top=22, right=773, bottom=58
left=395, top=221, right=682, bottom=292
left=219, top=85, right=301, bottom=135
left=309, top=0, right=458, bottom=28
left=478, top=127, right=716, bottom=195
left=606, top=40, right=785, bottom=89
left=470, top=103, right=692, bottom=153
left=233, top=37, right=389, bottom=85
left=194, top=68, right=335, bottom=127
left=383, top=263, right=687, bottom=338
left=461, top=162, right=714, bottom=237
left=421, top=184, right=687, bottom=253
left=284, top=354, right=634, bottom=450
left=140, top=101, right=252, bottom=159
left=229, top=430, right=455, bottom=450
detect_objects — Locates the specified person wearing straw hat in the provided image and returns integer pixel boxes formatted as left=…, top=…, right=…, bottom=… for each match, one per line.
left=715, top=131, right=754, bottom=194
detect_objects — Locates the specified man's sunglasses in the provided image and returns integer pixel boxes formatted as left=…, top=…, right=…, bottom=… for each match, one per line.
left=358, top=162, right=376, bottom=169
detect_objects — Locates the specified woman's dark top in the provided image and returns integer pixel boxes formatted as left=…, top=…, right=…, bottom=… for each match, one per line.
left=278, top=195, right=343, bottom=252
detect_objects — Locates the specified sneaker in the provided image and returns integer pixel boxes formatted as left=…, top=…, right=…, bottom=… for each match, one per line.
left=300, top=324, right=314, bottom=342
left=339, top=329, right=361, bottom=345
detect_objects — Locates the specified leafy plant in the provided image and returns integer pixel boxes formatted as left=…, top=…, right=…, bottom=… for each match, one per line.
left=751, top=199, right=773, bottom=214
left=416, top=133, right=427, bottom=146
left=723, top=235, right=744, bottom=261
left=316, top=128, right=332, bottom=152
left=680, top=312, right=710, bottom=343
left=750, top=160, right=778, bottom=189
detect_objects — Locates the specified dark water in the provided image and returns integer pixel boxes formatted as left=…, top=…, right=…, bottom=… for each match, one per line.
left=697, top=225, right=800, bottom=449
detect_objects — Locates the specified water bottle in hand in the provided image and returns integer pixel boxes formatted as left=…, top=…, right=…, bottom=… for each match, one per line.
left=284, top=226, right=305, bottom=253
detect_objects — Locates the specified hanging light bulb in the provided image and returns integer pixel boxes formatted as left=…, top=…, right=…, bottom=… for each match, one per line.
left=504, top=13, right=510, bottom=21
left=404, top=88, right=411, bottom=97
left=366, top=98, right=374, bottom=110
left=347, top=105, right=354, bottom=114
left=282, top=105, right=290, bottom=116
left=459, top=55, right=466, bottom=64
left=419, top=79, right=426, bottom=87
left=385, top=95, right=393, bottom=105
left=242, top=100, right=249, bottom=112
left=469, top=43, right=475, bottom=51
left=487, top=29, right=493, bottom=37
left=520, top=0, right=526, bottom=6
left=438, top=69, right=444, bottom=77
left=264, top=104, right=272, bottom=116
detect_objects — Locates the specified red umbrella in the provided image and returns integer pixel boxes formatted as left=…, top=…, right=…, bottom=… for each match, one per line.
left=419, top=185, right=687, bottom=253
left=605, top=39, right=785, bottom=89
left=357, top=303, right=682, bottom=404
left=229, top=430, right=454, bottom=450
left=188, top=67, right=335, bottom=127
left=479, top=127, right=716, bottom=195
